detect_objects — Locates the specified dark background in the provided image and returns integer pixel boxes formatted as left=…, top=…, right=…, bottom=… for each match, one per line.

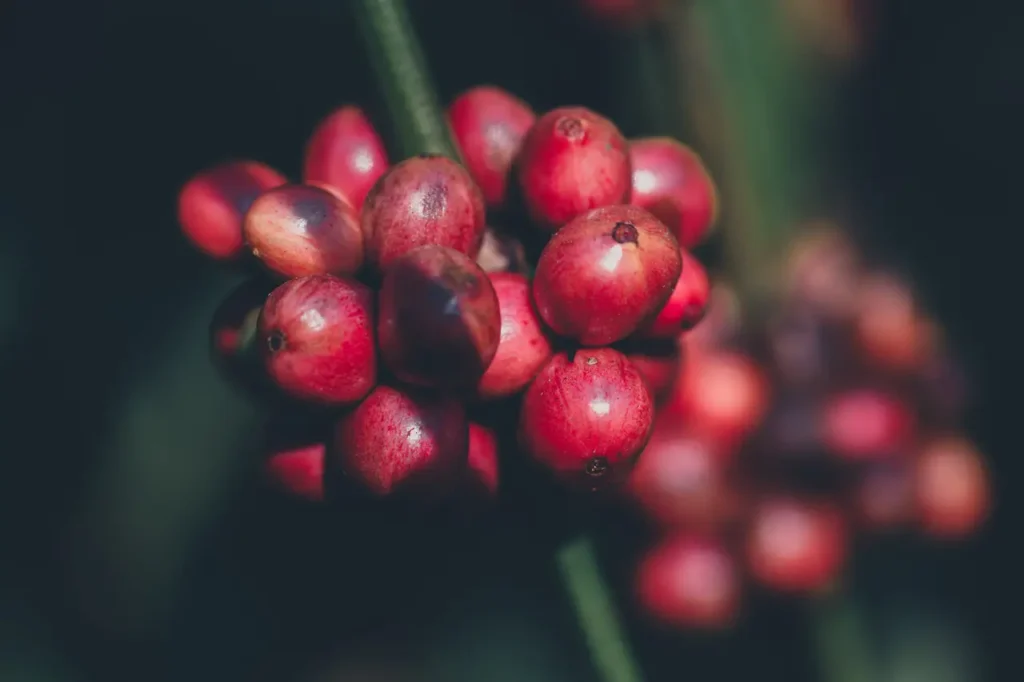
left=0, top=1, right=1017, bottom=680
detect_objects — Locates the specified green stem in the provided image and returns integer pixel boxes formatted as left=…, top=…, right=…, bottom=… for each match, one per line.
left=811, top=586, right=878, bottom=682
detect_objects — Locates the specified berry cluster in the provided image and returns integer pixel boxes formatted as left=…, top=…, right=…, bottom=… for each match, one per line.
left=180, top=86, right=716, bottom=506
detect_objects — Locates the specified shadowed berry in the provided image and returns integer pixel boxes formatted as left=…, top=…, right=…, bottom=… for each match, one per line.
left=622, top=339, right=681, bottom=404
left=636, top=249, right=710, bottom=339
left=466, top=422, right=500, bottom=498
left=784, top=223, right=861, bottom=319
left=821, top=388, right=915, bottom=461
left=854, top=273, right=934, bottom=371
left=853, top=461, right=913, bottom=530
left=476, top=226, right=528, bottom=274
left=303, top=105, right=389, bottom=212
left=915, top=436, right=990, bottom=539
left=209, top=278, right=272, bottom=375
left=265, top=443, right=326, bottom=503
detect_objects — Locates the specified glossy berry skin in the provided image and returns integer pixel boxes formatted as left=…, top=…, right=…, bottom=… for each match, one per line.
left=303, top=105, right=389, bottom=212
left=378, top=246, right=501, bottom=388
left=636, top=249, right=710, bottom=339
left=636, top=534, right=740, bottom=629
left=258, top=275, right=376, bottom=405
left=516, top=107, right=631, bottom=231
left=629, top=138, right=717, bottom=248
left=915, top=436, right=989, bottom=539
left=623, top=340, right=681, bottom=403
left=243, top=184, right=363, bottom=278
left=448, top=86, right=536, bottom=207
left=466, top=422, right=500, bottom=498
left=178, top=160, right=287, bottom=260
left=477, top=273, right=554, bottom=399
left=745, top=497, right=847, bottom=593
left=821, top=388, right=915, bottom=460
left=519, top=348, right=654, bottom=488
left=533, top=205, right=681, bottom=346
left=265, top=443, right=326, bottom=502
left=361, top=154, right=486, bottom=273
left=333, top=385, right=468, bottom=498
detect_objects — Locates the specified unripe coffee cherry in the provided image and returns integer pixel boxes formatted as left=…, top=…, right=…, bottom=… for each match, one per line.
left=244, top=184, right=363, bottom=278
left=635, top=248, right=710, bottom=339
left=516, top=107, right=631, bottom=231
left=178, top=160, right=287, bottom=260
left=303, top=105, right=389, bottom=212
left=533, top=205, right=681, bottom=346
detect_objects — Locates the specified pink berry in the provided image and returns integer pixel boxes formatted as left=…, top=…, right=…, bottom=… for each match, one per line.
left=243, top=184, right=364, bottom=278
left=477, top=272, right=554, bottom=399
left=378, top=245, right=501, bottom=388
left=303, top=105, right=389, bottom=212
left=466, top=422, right=500, bottom=498
left=532, top=205, right=681, bottom=346
left=915, top=436, right=990, bottom=539
left=519, top=348, right=654, bottom=488
left=515, top=107, right=631, bottom=231
left=448, top=86, right=536, bottom=207
left=265, top=442, right=326, bottom=502
left=821, top=388, right=915, bottom=460
left=333, top=385, right=468, bottom=498
left=258, top=274, right=376, bottom=405
left=178, top=160, right=287, bottom=260
left=623, top=341, right=681, bottom=403
left=361, top=154, right=486, bottom=273
left=629, top=138, right=718, bottom=248
left=636, top=249, right=710, bottom=339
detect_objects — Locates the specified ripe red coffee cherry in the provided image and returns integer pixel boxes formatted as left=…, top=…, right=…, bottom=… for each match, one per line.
left=466, top=422, right=500, bottom=498
left=533, top=205, right=681, bottom=346
left=477, top=272, right=554, bottom=399
left=361, top=154, right=486, bottom=273
left=784, top=223, right=861, bottom=319
left=821, top=388, right=915, bottom=460
left=854, top=273, right=934, bottom=372
left=519, top=348, right=654, bottom=488
left=448, top=86, right=536, bottom=207
left=178, top=160, right=287, bottom=260
left=243, top=184, right=363, bottom=278
left=303, top=105, right=389, bottom=212
left=265, top=442, right=326, bottom=502
left=378, top=246, right=501, bottom=388
left=914, top=436, right=990, bottom=539
left=629, top=138, right=718, bottom=248
left=333, top=385, right=468, bottom=498
left=515, top=107, right=631, bottom=231
left=622, top=340, right=681, bottom=403
left=259, top=274, right=376, bottom=405
left=636, top=249, right=710, bottom=339
left=636, top=534, right=740, bottom=629
left=476, top=227, right=528, bottom=274
left=745, top=497, right=847, bottom=593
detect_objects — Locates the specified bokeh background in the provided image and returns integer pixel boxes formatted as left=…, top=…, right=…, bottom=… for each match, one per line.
left=1, top=1, right=1016, bottom=680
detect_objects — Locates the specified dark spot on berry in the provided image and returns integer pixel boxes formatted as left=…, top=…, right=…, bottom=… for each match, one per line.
left=611, top=221, right=639, bottom=244
left=267, top=330, right=286, bottom=353
left=680, top=302, right=708, bottom=330
left=556, top=116, right=586, bottom=141
left=586, top=356, right=598, bottom=366
left=419, top=182, right=448, bottom=219
left=585, top=456, right=609, bottom=477
left=440, top=263, right=481, bottom=296
left=291, top=195, right=328, bottom=225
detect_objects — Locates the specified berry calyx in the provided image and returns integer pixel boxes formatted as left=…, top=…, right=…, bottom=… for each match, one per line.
left=302, top=105, right=389, bottom=212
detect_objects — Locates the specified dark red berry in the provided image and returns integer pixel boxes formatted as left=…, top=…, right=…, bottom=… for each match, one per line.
left=623, top=340, right=681, bottom=403
left=265, top=443, right=326, bottom=502
left=636, top=534, right=740, bottom=629
left=533, top=205, right=681, bottom=346
left=853, top=461, right=913, bottom=531
left=466, top=422, right=500, bottom=498
left=259, top=274, right=376, bottom=405
left=243, top=184, right=363, bottom=278
left=477, top=272, right=554, bottom=399
left=629, top=138, right=717, bottom=248
left=915, top=436, right=989, bottom=539
left=476, top=226, right=528, bottom=274
left=783, top=223, right=861, bottom=318
left=378, top=245, right=501, bottom=388
left=178, top=160, right=287, bottom=260
left=515, top=107, right=631, bottom=231
left=303, top=105, right=389, bottom=212
left=361, top=155, right=486, bottom=273
left=448, top=86, right=536, bottom=207
left=854, top=273, right=934, bottom=371
left=636, top=249, right=710, bottom=339
left=333, top=385, right=468, bottom=498
left=821, top=388, right=915, bottom=461
left=519, top=348, right=654, bottom=488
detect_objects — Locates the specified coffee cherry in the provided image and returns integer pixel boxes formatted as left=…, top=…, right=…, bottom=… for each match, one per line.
left=854, top=273, right=934, bottom=371
left=821, top=388, right=915, bottom=460
left=477, top=272, right=554, bottom=399
left=303, top=105, right=389, bottom=212
left=533, top=205, right=681, bottom=346
left=475, top=227, right=528, bottom=274
left=178, top=160, right=287, bottom=260
left=915, top=436, right=989, bottom=539
left=209, top=278, right=271, bottom=372
left=853, top=461, right=913, bottom=530
left=259, top=274, right=376, bottom=405
left=784, top=224, right=861, bottom=319
left=519, top=348, right=654, bottom=488
left=448, top=86, right=536, bottom=208
left=467, top=422, right=500, bottom=498
left=636, top=249, right=710, bottom=339
left=515, top=107, right=631, bottom=231
left=361, top=154, right=486, bottom=273
left=333, top=385, right=468, bottom=498
left=684, top=283, right=743, bottom=353
left=745, top=496, right=847, bottom=593
left=636, top=534, right=740, bottom=629
left=622, top=340, right=681, bottom=403
left=629, top=138, right=718, bottom=248
left=265, top=442, right=326, bottom=502
left=378, top=245, right=501, bottom=388
left=243, top=184, right=364, bottom=278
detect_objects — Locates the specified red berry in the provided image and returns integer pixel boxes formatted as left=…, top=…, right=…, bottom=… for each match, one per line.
left=475, top=227, right=528, bottom=274
left=519, top=348, right=654, bottom=488
left=361, top=154, right=486, bottom=273
left=258, top=274, right=376, bottom=405
left=683, top=283, right=742, bottom=352
left=378, top=245, right=501, bottom=388
left=448, top=86, right=536, bottom=207
left=477, top=272, right=554, bottom=399
left=915, top=436, right=989, bottom=539
left=629, top=138, right=718, bottom=248
left=745, top=497, right=847, bottom=593
left=636, top=249, right=710, bottom=339
left=209, top=278, right=270, bottom=366
left=303, top=105, right=389, bottom=212
left=533, top=205, right=681, bottom=346
left=854, top=273, right=934, bottom=371
left=178, top=160, right=287, bottom=260
left=636, top=534, right=740, bottom=629
left=821, top=388, right=915, bottom=460
left=265, top=442, right=326, bottom=502
left=623, top=341, right=681, bottom=403
left=243, top=184, right=364, bottom=278
left=333, top=385, right=468, bottom=498
left=853, top=461, right=913, bottom=530
left=783, top=222, right=861, bottom=318
left=466, top=422, right=500, bottom=498
left=515, top=107, right=631, bottom=231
